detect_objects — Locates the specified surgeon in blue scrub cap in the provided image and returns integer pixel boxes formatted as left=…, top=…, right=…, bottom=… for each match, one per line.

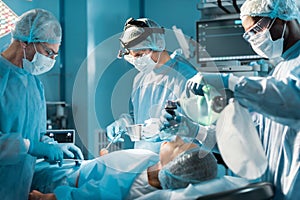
left=0, top=9, right=83, bottom=199
left=105, top=17, right=197, bottom=153
left=186, top=0, right=300, bottom=199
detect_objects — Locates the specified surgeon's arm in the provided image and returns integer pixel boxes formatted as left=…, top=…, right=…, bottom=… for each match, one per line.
left=0, top=132, right=29, bottom=165
left=232, top=69, right=300, bottom=126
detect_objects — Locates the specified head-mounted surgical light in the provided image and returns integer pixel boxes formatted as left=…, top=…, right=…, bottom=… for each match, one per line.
left=118, top=17, right=165, bottom=59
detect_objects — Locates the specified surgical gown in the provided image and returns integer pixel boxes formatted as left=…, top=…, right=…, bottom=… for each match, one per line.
left=31, top=149, right=159, bottom=200
left=131, top=55, right=197, bottom=152
left=233, top=41, right=300, bottom=200
left=0, top=55, right=48, bottom=199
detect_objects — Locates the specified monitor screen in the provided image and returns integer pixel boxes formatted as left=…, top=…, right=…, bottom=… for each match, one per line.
left=196, top=17, right=261, bottom=63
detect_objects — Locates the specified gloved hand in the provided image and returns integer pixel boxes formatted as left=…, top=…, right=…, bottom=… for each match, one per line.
left=58, top=143, right=84, bottom=160
left=160, top=109, right=199, bottom=139
left=28, top=141, right=63, bottom=163
left=186, top=73, right=205, bottom=96
left=106, top=114, right=133, bottom=143
left=186, top=72, right=234, bottom=95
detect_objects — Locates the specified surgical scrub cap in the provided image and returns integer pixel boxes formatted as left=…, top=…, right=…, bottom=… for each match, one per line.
left=158, top=148, right=218, bottom=189
left=240, top=0, right=300, bottom=23
left=11, top=9, right=62, bottom=44
left=119, top=18, right=166, bottom=51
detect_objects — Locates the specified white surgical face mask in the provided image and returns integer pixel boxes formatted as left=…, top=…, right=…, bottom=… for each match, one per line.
left=249, top=21, right=286, bottom=59
left=124, top=51, right=160, bottom=73
left=22, top=44, right=56, bottom=75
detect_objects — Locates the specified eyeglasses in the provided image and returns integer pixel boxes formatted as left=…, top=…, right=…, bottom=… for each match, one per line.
left=40, top=43, right=58, bottom=58
left=243, top=17, right=274, bottom=42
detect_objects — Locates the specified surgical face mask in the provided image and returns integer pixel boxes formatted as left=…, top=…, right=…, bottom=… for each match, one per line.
left=124, top=51, right=160, bottom=73
left=247, top=20, right=286, bottom=59
left=22, top=44, right=56, bottom=75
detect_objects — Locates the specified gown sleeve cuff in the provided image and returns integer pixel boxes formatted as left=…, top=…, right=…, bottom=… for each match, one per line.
left=228, top=75, right=241, bottom=91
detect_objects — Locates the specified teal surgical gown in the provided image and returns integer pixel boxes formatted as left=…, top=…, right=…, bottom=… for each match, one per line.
left=131, top=55, right=197, bottom=152
left=31, top=149, right=159, bottom=200
left=233, top=41, right=300, bottom=200
left=0, top=55, right=48, bottom=199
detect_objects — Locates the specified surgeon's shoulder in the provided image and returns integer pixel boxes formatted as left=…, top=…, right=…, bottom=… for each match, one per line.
left=0, top=57, right=11, bottom=76
left=173, top=58, right=198, bottom=78
left=0, top=60, right=12, bottom=97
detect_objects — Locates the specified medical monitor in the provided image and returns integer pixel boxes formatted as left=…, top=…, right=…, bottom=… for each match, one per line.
left=196, top=17, right=261, bottom=65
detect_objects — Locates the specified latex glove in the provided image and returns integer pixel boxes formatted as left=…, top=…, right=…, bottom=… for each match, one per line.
left=186, top=73, right=233, bottom=95
left=29, top=141, right=63, bottom=163
left=106, top=117, right=131, bottom=143
left=186, top=73, right=205, bottom=96
left=160, top=109, right=199, bottom=139
left=58, top=143, right=84, bottom=160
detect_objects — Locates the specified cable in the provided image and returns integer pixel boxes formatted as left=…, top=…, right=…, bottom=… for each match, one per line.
left=217, top=0, right=231, bottom=14
left=233, top=0, right=241, bottom=13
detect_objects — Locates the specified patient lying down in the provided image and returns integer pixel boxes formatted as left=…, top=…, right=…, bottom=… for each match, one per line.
left=29, top=136, right=218, bottom=200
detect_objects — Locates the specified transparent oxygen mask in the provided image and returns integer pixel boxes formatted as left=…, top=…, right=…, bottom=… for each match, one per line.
left=178, top=84, right=222, bottom=126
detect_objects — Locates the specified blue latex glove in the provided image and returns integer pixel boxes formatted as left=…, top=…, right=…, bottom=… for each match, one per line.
left=58, top=143, right=84, bottom=160
left=106, top=114, right=133, bottom=143
left=160, top=109, right=199, bottom=139
left=29, top=141, right=63, bottom=163
left=106, top=120, right=126, bottom=143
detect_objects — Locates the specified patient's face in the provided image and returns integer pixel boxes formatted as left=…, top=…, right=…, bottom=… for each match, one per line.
left=159, top=136, right=198, bottom=166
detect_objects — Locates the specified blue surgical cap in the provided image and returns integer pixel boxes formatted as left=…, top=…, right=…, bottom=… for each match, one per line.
left=120, top=18, right=165, bottom=51
left=240, top=0, right=300, bottom=23
left=158, top=147, right=218, bottom=189
left=11, top=9, right=62, bottom=44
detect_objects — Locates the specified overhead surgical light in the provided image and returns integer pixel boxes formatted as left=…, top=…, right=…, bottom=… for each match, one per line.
left=0, top=1, right=18, bottom=38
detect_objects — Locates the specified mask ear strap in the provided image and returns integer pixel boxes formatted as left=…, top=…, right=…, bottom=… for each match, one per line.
left=155, top=51, right=163, bottom=64
left=281, top=22, right=287, bottom=38
left=21, top=42, right=27, bottom=59
left=268, top=18, right=276, bottom=29
left=23, top=48, right=26, bottom=59
left=33, top=43, right=38, bottom=53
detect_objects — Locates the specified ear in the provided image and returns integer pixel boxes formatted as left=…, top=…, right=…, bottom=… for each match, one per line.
left=19, top=41, right=27, bottom=49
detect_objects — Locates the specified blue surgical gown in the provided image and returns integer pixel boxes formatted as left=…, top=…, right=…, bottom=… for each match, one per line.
left=32, top=149, right=159, bottom=200
left=131, top=56, right=197, bottom=152
left=0, top=55, right=48, bottom=199
left=233, top=41, right=300, bottom=200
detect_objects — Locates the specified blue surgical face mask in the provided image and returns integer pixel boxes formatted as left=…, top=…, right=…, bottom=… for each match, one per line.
left=22, top=44, right=56, bottom=75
